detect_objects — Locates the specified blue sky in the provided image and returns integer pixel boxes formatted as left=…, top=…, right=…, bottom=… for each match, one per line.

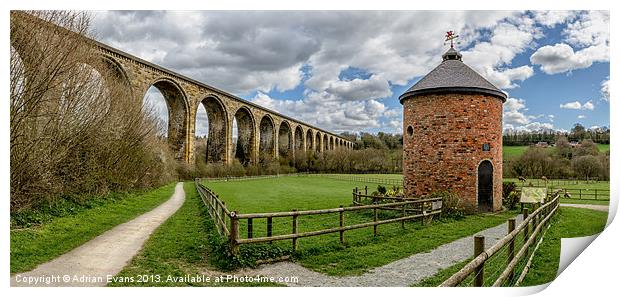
left=94, top=11, right=610, bottom=136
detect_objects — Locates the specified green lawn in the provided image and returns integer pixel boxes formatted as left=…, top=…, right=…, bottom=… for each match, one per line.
left=504, top=178, right=610, bottom=190
left=503, top=144, right=609, bottom=160
left=416, top=207, right=608, bottom=287
left=331, top=173, right=404, bottom=180
left=206, top=175, right=360, bottom=213
left=520, top=207, right=607, bottom=286
left=10, top=183, right=176, bottom=273
left=204, top=175, right=520, bottom=276
left=110, top=182, right=277, bottom=287
left=597, top=143, right=610, bottom=152
left=559, top=198, right=609, bottom=205
left=503, top=146, right=529, bottom=159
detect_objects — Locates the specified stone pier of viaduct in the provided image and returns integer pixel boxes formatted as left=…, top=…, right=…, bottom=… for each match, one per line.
left=12, top=13, right=353, bottom=165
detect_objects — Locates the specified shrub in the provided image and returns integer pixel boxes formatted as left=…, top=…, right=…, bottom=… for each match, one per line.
left=385, top=185, right=404, bottom=197
left=377, top=185, right=387, bottom=195
left=431, top=191, right=465, bottom=219
left=504, top=191, right=520, bottom=210
left=502, top=181, right=517, bottom=199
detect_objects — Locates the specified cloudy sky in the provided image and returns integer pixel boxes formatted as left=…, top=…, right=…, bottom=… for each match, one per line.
left=91, top=10, right=610, bottom=136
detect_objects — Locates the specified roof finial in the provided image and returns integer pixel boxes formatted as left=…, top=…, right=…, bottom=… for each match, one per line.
left=442, top=31, right=462, bottom=61
left=444, top=30, right=459, bottom=48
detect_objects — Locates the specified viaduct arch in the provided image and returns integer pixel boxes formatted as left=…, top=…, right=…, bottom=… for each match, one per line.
left=12, top=12, right=354, bottom=165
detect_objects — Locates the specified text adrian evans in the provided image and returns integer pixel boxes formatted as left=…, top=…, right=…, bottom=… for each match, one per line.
left=14, top=274, right=299, bottom=285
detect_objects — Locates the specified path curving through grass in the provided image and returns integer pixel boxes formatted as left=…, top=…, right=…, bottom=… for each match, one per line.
left=11, top=182, right=185, bottom=287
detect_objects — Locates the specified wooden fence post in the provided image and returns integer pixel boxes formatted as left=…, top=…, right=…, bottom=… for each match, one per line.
left=579, top=188, right=582, bottom=199
left=523, top=208, right=530, bottom=258
left=532, top=212, right=538, bottom=244
left=339, top=205, right=345, bottom=244
left=215, top=202, right=221, bottom=233
left=247, top=218, right=253, bottom=239
left=230, top=211, right=239, bottom=256
left=365, top=186, right=368, bottom=196
left=221, top=202, right=226, bottom=227
left=292, top=209, right=298, bottom=252
left=373, top=198, right=378, bottom=237
left=209, top=193, right=214, bottom=216
left=595, top=189, right=598, bottom=200
left=267, top=216, right=273, bottom=243
left=401, top=203, right=406, bottom=229
left=474, top=235, right=485, bottom=287
left=508, top=219, right=516, bottom=282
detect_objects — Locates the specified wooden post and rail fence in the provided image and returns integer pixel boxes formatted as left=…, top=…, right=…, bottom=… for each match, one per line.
left=440, top=189, right=562, bottom=287
left=201, top=173, right=404, bottom=187
left=515, top=186, right=609, bottom=201
left=319, top=174, right=404, bottom=187
left=195, top=178, right=441, bottom=256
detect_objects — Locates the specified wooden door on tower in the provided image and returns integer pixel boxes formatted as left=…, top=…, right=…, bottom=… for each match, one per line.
left=477, top=160, right=493, bottom=212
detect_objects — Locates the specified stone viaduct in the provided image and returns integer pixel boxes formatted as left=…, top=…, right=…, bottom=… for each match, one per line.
left=12, top=12, right=353, bottom=165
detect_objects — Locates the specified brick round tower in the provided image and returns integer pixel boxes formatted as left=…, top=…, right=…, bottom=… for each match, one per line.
left=399, top=47, right=506, bottom=212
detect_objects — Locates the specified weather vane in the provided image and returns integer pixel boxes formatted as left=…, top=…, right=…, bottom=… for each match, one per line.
left=444, top=31, right=460, bottom=48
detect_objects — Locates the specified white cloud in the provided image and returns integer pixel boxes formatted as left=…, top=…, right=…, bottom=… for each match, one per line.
left=524, top=122, right=554, bottom=131
left=559, top=100, right=594, bottom=110
left=325, top=75, right=392, bottom=101
left=530, top=43, right=607, bottom=74
left=93, top=11, right=534, bottom=95
left=582, top=101, right=594, bottom=110
left=530, top=11, right=609, bottom=75
left=564, top=11, right=609, bottom=47
left=601, top=78, right=609, bottom=101
left=578, top=115, right=586, bottom=119
left=503, top=97, right=554, bottom=132
left=532, top=11, right=577, bottom=28
left=250, top=92, right=389, bottom=132
left=560, top=101, right=581, bottom=109
left=504, top=98, right=529, bottom=125
left=92, top=11, right=606, bottom=134
left=383, top=108, right=401, bottom=118
left=387, top=120, right=403, bottom=133
left=463, top=20, right=539, bottom=89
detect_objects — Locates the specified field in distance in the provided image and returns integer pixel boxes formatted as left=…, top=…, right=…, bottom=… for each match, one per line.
left=503, top=144, right=610, bottom=160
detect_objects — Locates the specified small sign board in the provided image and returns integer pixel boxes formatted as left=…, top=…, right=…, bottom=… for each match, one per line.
left=482, top=143, right=491, bottom=151
left=432, top=200, right=443, bottom=211
left=520, top=187, right=547, bottom=204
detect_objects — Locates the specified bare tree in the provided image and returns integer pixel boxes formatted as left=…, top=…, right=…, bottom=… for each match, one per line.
left=10, top=11, right=175, bottom=212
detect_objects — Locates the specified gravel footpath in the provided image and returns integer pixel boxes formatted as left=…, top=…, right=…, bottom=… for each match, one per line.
left=241, top=214, right=523, bottom=287
left=11, top=182, right=186, bottom=287
left=560, top=203, right=609, bottom=212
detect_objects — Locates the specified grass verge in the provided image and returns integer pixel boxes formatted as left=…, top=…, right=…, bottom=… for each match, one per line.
left=416, top=207, right=607, bottom=287
left=560, top=198, right=609, bottom=205
left=110, top=182, right=278, bottom=287
left=519, top=207, right=607, bottom=286
left=10, top=183, right=176, bottom=273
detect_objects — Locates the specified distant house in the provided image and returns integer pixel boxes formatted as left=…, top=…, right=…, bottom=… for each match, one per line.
left=535, top=141, right=549, bottom=148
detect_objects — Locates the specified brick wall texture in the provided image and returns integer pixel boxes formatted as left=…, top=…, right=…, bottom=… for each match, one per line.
left=402, top=93, right=503, bottom=212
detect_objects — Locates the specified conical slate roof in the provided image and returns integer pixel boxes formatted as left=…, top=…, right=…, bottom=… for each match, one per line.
left=399, top=48, right=507, bottom=103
